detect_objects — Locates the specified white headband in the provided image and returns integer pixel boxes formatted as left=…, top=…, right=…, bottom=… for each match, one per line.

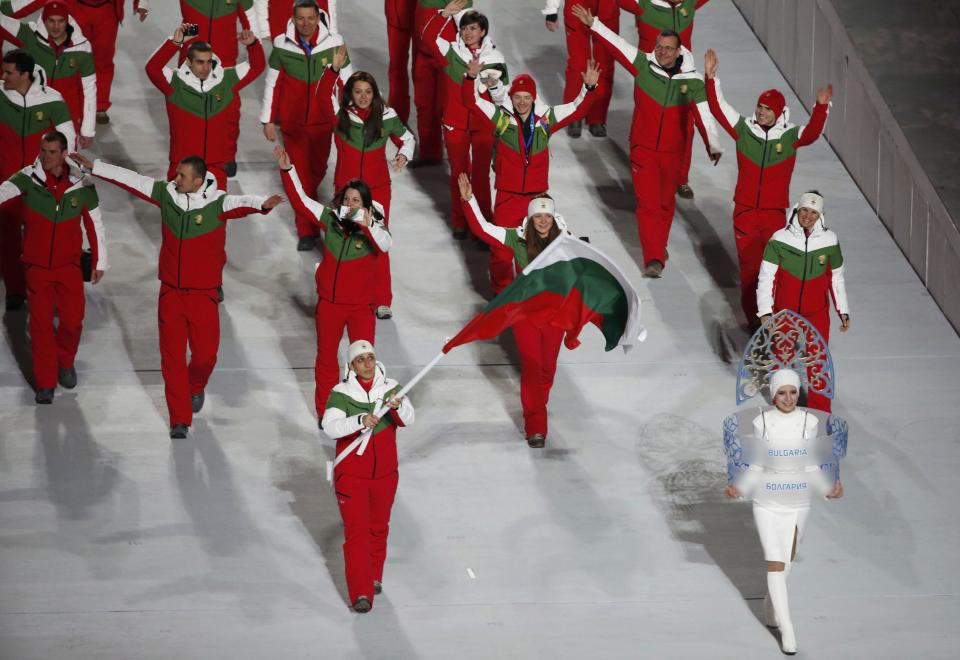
left=347, top=340, right=375, bottom=365
left=527, top=197, right=556, bottom=218
left=798, top=192, right=824, bottom=214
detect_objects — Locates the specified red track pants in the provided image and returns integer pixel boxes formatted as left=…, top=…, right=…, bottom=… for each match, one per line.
left=562, top=1, right=617, bottom=125
left=490, top=190, right=539, bottom=293
left=168, top=162, right=227, bottom=190
left=679, top=113, right=693, bottom=186
left=444, top=125, right=494, bottom=230
left=315, top=298, right=375, bottom=416
left=630, top=145, right=682, bottom=266
left=69, top=3, right=120, bottom=112
left=335, top=470, right=398, bottom=606
left=158, top=284, right=220, bottom=427
left=734, top=205, right=785, bottom=322
left=283, top=123, right=333, bottom=238
left=412, top=42, right=444, bottom=161
left=386, top=0, right=417, bottom=124
left=772, top=308, right=832, bottom=413
left=0, top=198, right=26, bottom=298
left=514, top=320, right=565, bottom=437
left=25, top=263, right=84, bottom=389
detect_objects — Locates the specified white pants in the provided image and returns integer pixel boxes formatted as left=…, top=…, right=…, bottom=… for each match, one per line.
left=753, top=502, right=810, bottom=563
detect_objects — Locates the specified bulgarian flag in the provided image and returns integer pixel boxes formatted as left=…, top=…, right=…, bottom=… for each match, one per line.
left=443, top=233, right=647, bottom=354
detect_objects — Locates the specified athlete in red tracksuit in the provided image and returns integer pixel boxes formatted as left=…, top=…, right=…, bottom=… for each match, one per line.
left=329, top=64, right=415, bottom=316
left=543, top=0, right=617, bottom=137
left=384, top=0, right=415, bottom=123
left=462, top=61, right=599, bottom=292
left=704, top=48, right=830, bottom=325
left=1, top=50, right=76, bottom=310
left=260, top=3, right=351, bottom=249
left=3, top=0, right=149, bottom=123
left=81, top=153, right=282, bottom=438
left=146, top=24, right=265, bottom=189
left=573, top=5, right=721, bottom=276
left=254, top=0, right=332, bottom=40
left=0, top=132, right=106, bottom=403
left=275, top=146, right=392, bottom=421
left=322, top=340, right=414, bottom=613
left=460, top=175, right=569, bottom=446
left=421, top=6, right=508, bottom=237
left=618, top=0, right=712, bottom=195
left=413, top=0, right=471, bottom=162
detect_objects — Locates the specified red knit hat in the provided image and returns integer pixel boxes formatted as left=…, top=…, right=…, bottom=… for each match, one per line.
left=42, top=0, right=69, bottom=20
left=510, top=74, right=537, bottom=100
left=756, top=89, right=786, bottom=118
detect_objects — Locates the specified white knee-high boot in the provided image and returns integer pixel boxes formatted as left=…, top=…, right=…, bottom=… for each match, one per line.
left=767, top=570, right=797, bottom=654
left=764, top=562, right=792, bottom=627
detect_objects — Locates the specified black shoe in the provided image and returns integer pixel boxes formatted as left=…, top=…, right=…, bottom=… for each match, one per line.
left=352, top=596, right=372, bottom=613
left=317, top=419, right=324, bottom=431
left=373, top=581, right=382, bottom=595
left=5, top=294, right=25, bottom=311
left=217, top=286, right=224, bottom=303
left=567, top=120, right=582, bottom=138
left=58, top=367, right=77, bottom=389
left=35, top=387, right=54, bottom=404
left=676, top=183, right=694, bottom=199
left=375, top=305, right=392, bottom=320
left=452, top=228, right=468, bottom=240
left=192, top=391, right=205, bottom=413
left=588, top=123, right=607, bottom=137
left=408, top=158, right=441, bottom=169
left=224, top=161, right=238, bottom=178
left=526, top=433, right=545, bottom=448
left=170, top=424, right=189, bottom=439
left=297, top=235, right=317, bottom=251
left=96, top=111, right=109, bottom=125
left=643, top=260, right=665, bottom=278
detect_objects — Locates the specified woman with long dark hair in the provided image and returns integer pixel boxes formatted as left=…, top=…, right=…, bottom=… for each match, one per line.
left=275, top=146, right=392, bottom=424
left=326, top=48, right=415, bottom=320
left=458, top=173, right=570, bottom=448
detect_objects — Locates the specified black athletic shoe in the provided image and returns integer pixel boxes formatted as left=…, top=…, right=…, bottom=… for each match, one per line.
left=217, top=286, right=224, bottom=303
left=170, top=424, right=189, bottom=439
left=567, top=120, right=583, bottom=138
left=96, top=111, right=109, bottom=125
left=588, top=123, right=607, bottom=137
left=192, top=391, right=205, bottom=414
left=526, top=433, right=545, bottom=448
left=224, top=161, right=238, bottom=177
left=352, top=596, right=372, bottom=613
left=676, top=183, right=694, bottom=199
left=297, top=235, right=317, bottom=251
left=373, top=581, right=382, bottom=595
left=35, top=388, right=55, bottom=404
left=452, top=228, right=468, bottom=240
left=5, top=294, right=25, bottom=311
left=58, top=367, right=77, bottom=389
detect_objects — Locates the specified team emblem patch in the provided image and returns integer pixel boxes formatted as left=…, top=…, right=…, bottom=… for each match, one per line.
left=215, top=93, right=222, bottom=102
left=70, top=198, right=79, bottom=208
left=818, top=255, right=826, bottom=265
left=68, top=57, right=76, bottom=68
left=321, top=57, right=328, bottom=66
left=775, top=142, right=783, bottom=153
left=195, top=214, right=203, bottom=225
left=680, top=8, right=689, bottom=17
left=36, top=111, right=44, bottom=121
left=679, top=84, right=688, bottom=94
left=354, top=240, right=364, bottom=250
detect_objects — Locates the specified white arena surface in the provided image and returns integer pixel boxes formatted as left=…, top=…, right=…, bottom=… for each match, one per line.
left=1, top=1, right=958, bottom=658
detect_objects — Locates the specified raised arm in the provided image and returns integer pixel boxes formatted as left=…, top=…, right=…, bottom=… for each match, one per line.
left=276, top=147, right=328, bottom=229
left=88, top=158, right=161, bottom=205
left=4, top=0, right=44, bottom=18
left=235, top=31, right=266, bottom=90
left=220, top=193, right=272, bottom=221
left=420, top=6, right=454, bottom=66
left=794, top=84, right=831, bottom=148
left=461, top=61, right=500, bottom=128
left=0, top=13, right=24, bottom=44
left=547, top=60, right=600, bottom=133
left=689, top=80, right=723, bottom=160
left=459, top=174, right=508, bottom=247
left=251, top=0, right=270, bottom=39
left=572, top=5, right=640, bottom=75
left=145, top=37, right=179, bottom=96
left=358, top=205, right=392, bottom=255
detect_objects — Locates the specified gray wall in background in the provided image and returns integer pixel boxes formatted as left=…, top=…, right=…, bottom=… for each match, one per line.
left=732, top=0, right=960, bottom=334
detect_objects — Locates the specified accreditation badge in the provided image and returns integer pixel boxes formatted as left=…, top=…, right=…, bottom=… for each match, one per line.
left=195, top=214, right=203, bottom=225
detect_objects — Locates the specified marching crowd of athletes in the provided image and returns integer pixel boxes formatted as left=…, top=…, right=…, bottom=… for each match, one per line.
left=1, top=0, right=851, bottom=632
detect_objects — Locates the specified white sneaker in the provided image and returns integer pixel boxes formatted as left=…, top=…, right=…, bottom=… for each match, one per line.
left=376, top=305, right=392, bottom=319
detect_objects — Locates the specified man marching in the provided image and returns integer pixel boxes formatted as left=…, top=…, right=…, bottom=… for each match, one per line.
left=71, top=152, right=283, bottom=439
left=322, top=340, right=414, bottom=614
left=703, top=48, right=830, bottom=327
left=0, top=131, right=106, bottom=403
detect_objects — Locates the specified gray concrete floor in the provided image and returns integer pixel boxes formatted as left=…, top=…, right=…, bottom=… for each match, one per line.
left=1, top=1, right=959, bottom=658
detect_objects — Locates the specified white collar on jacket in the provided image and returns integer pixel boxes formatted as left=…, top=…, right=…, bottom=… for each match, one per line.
left=744, top=107, right=795, bottom=140
left=27, top=157, right=86, bottom=192
left=281, top=11, right=335, bottom=48
left=451, top=34, right=502, bottom=65
left=339, top=361, right=394, bottom=393
left=645, top=45, right=701, bottom=80
left=30, top=17, right=88, bottom=48
left=784, top=203, right=827, bottom=239
left=516, top=212, right=573, bottom=240
left=164, top=173, right=223, bottom=210
left=3, top=70, right=58, bottom=105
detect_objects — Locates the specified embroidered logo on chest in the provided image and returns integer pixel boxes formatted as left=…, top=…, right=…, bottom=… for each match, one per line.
left=35, top=111, right=44, bottom=121
left=818, top=255, right=826, bottom=265
left=195, top=214, right=203, bottom=225
left=70, top=197, right=79, bottom=208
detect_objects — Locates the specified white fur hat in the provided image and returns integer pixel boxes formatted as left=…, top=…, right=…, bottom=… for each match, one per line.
left=347, top=340, right=375, bottom=365
left=798, top=192, right=824, bottom=215
left=527, top=196, right=556, bottom=218
left=769, top=368, right=801, bottom=395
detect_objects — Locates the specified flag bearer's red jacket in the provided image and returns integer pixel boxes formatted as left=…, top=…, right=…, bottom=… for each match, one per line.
left=253, top=0, right=333, bottom=40
left=757, top=206, right=849, bottom=320
left=0, top=13, right=96, bottom=139
left=326, top=71, right=415, bottom=189
left=322, top=361, right=414, bottom=479
left=0, top=157, right=107, bottom=270
left=259, top=15, right=352, bottom=128
left=146, top=38, right=264, bottom=166
left=280, top=164, right=391, bottom=304
left=618, top=0, right=710, bottom=51
left=462, top=75, right=597, bottom=194
left=0, top=69, right=76, bottom=180
left=415, top=0, right=470, bottom=44
left=707, top=77, right=828, bottom=210
left=3, top=0, right=149, bottom=23
left=179, top=0, right=254, bottom=67
left=589, top=19, right=721, bottom=156
left=91, top=159, right=269, bottom=289
left=421, top=11, right=508, bottom=130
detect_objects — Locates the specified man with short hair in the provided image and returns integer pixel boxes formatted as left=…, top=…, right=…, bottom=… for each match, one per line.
left=0, top=131, right=106, bottom=403
left=1, top=48, right=75, bottom=310
left=146, top=22, right=264, bottom=189
left=261, top=0, right=351, bottom=251
left=573, top=5, right=722, bottom=278
left=0, top=0, right=97, bottom=147
left=71, top=152, right=283, bottom=439
left=704, top=48, right=831, bottom=326
left=254, top=0, right=334, bottom=41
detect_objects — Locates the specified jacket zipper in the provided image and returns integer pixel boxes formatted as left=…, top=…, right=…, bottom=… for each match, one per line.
left=797, top=233, right=809, bottom=311
left=49, top=190, right=62, bottom=267
left=304, top=47, right=313, bottom=123
left=655, top=75, right=672, bottom=150
left=330, top=223, right=349, bottom=302
left=201, top=80, right=209, bottom=161
left=755, top=137, right=768, bottom=208
left=366, top=388, right=377, bottom=478
left=178, top=198, right=190, bottom=288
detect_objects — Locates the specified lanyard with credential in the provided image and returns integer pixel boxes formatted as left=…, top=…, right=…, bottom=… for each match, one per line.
left=516, top=111, right=535, bottom=164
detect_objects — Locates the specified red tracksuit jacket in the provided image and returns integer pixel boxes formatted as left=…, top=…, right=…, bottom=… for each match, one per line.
left=179, top=0, right=254, bottom=67
left=618, top=0, right=710, bottom=51
left=91, top=159, right=268, bottom=289
left=146, top=38, right=264, bottom=166
left=0, top=76, right=76, bottom=180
